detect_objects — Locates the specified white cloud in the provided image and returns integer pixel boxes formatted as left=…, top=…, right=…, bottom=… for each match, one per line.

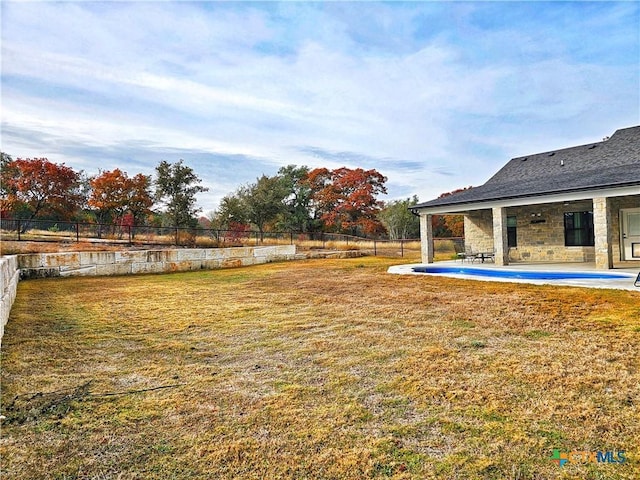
left=1, top=1, right=638, bottom=210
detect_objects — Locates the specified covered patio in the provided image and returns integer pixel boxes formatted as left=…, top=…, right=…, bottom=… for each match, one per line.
left=417, top=193, right=639, bottom=270
left=411, top=126, right=640, bottom=271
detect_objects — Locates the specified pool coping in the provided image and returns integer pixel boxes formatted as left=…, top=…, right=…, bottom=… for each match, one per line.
left=388, top=261, right=640, bottom=291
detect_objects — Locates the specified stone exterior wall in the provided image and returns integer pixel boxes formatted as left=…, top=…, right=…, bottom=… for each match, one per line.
left=463, top=210, right=494, bottom=253
left=1, top=255, right=20, bottom=346
left=462, top=195, right=640, bottom=264
left=506, top=201, right=596, bottom=263
left=18, top=245, right=299, bottom=279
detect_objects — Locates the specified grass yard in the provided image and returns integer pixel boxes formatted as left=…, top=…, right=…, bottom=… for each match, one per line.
left=1, top=256, right=639, bottom=479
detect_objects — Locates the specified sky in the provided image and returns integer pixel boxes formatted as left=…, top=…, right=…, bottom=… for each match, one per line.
left=1, top=1, right=639, bottom=214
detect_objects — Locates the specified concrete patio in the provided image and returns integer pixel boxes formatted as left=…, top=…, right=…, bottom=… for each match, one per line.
left=388, top=260, right=640, bottom=291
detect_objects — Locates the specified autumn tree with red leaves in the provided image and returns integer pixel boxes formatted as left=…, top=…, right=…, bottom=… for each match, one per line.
left=88, top=169, right=154, bottom=225
left=432, top=186, right=471, bottom=237
left=305, top=167, right=388, bottom=236
left=0, top=157, right=83, bottom=221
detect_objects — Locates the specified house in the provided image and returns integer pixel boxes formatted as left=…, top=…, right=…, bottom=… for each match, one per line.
left=411, top=126, right=640, bottom=270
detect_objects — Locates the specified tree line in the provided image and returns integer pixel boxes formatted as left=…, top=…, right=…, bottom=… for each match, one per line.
left=0, top=152, right=463, bottom=239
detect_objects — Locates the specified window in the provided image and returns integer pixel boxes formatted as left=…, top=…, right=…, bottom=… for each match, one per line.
left=507, top=216, right=517, bottom=247
left=564, top=211, right=594, bottom=246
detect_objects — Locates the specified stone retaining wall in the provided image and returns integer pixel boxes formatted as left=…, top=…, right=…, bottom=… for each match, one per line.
left=1, top=255, right=20, bottom=346
left=1, top=246, right=299, bottom=345
left=18, top=245, right=299, bottom=279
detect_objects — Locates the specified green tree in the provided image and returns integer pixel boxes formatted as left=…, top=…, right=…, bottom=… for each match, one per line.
left=242, top=174, right=288, bottom=240
left=0, top=153, right=14, bottom=208
left=155, top=160, right=208, bottom=228
left=0, top=152, right=13, bottom=175
left=212, top=193, right=249, bottom=229
left=276, top=165, right=315, bottom=232
left=378, top=196, right=420, bottom=240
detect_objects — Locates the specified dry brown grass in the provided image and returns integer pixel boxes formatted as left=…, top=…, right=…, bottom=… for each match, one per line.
left=1, top=257, right=638, bottom=479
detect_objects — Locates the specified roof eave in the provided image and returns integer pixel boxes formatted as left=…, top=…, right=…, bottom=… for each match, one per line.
left=411, top=183, right=640, bottom=215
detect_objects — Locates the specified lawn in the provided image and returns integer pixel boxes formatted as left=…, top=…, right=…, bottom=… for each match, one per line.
left=1, top=256, right=638, bottom=479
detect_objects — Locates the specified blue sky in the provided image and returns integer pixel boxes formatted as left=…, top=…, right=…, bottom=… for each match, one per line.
left=1, top=1, right=638, bottom=214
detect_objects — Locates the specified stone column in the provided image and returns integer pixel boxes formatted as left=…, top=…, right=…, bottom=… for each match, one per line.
left=420, top=213, right=434, bottom=264
left=492, top=207, right=509, bottom=266
left=593, top=197, right=613, bottom=269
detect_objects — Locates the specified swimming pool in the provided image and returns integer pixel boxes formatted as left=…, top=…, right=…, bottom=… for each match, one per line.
left=411, top=265, right=632, bottom=280
left=387, top=263, right=639, bottom=290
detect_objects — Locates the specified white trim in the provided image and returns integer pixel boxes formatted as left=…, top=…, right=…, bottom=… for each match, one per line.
left=414, top=185, right=640, bottom=215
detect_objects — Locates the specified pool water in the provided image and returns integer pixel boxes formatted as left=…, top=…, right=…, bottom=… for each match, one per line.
left=411, top=266, right=632, bottom=280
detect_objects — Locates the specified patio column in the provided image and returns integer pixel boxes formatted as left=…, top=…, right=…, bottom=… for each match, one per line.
left=420, top=213, right=434, bottom=264
left=492, top=207, right=509, bottom=266
left=593, top=197, right=613, bottom=269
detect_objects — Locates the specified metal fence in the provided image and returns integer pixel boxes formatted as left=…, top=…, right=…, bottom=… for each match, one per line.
left=0, top=218, right=461, bottom=258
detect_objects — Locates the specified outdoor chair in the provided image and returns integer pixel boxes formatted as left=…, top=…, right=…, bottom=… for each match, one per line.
left=461, top=246, right=480, bottom=263
left=454, top=243, right=467, bottom=262
left=463, top=247, right=496, bottom=263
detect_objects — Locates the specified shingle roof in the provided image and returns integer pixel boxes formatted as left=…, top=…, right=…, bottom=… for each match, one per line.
left=414, top=126, right=640, bottom=209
